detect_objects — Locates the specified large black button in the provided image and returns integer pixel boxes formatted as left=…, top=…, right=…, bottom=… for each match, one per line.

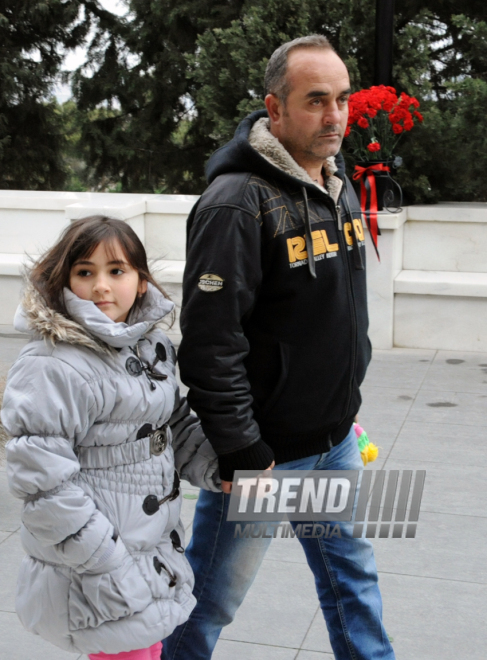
left=143, top=494, right=160, bottom=515
left=126, top=357, right=143, bottom=376
left=155, top=342, right=167, bottom=362
left=170, top=529, right=184, bottom=553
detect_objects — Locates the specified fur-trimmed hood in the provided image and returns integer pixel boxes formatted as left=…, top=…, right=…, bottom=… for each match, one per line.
left=14, top=282, right=175, bottom=352
left=248, top=116, right=337, bottom=181
left=248, top=117, right=343, bottom=203
left=205, top=109, right=345, bottom=203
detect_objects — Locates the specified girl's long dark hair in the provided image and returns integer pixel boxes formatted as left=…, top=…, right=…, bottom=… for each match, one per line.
left=30, top=215, right=172, bottom=322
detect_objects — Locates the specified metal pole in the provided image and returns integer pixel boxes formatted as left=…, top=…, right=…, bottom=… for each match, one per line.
left=374, top=0, right=395, bottom=86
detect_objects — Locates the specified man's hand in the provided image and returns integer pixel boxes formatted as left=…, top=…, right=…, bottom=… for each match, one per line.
left=221, top=461, right=275, bottom=494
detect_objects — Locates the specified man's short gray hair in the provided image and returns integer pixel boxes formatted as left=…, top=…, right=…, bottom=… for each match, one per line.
left=264, top=35, right=336, bottom=102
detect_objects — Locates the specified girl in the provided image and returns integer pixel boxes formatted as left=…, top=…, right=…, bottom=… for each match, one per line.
left=1, top=216, right=219, bottom=659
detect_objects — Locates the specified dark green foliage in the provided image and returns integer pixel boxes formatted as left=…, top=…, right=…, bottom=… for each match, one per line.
left=71, top=1, right=247, bottom=193
left=396, top=77, right=487, bottom=203
left=188, top=0, right=377, bottom=149
left=2, top=0, right=487, bottom=201
left=0, top=0, right=92, bottom=189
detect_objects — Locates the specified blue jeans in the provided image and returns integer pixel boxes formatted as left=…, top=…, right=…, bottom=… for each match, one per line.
left=163, top=426, right=395, bottom=659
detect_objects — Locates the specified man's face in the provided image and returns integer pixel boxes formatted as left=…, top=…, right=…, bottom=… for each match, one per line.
left=267, top=49, right=351, bottom=166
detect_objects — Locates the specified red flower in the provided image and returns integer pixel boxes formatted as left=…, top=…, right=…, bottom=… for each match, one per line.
left=345, top=85, right=423, bottom=158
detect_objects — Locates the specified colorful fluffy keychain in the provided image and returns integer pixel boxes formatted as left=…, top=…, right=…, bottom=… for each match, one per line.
left=354, top=423, right=379, bottom=465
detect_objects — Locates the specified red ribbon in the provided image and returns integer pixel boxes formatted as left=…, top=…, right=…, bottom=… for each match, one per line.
left=353, top=163, right=390, bottom=260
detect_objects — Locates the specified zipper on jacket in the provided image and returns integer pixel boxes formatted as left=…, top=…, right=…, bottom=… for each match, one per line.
left=336, top=204, right=342, bottom=230
left=333, top=184, right=358, bottom=426
left=342, top=189, right=364, bottom=270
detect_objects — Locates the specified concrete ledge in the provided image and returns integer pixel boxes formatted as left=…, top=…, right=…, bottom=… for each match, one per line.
left=395, top=270, right=487, bottom=298
left=0, top=190, right=84, bottom=210
left=146, top=194, right=199, bottom=215
left=407, top=203, right=487, bottom=223
left=0, top=254, right=29, bottom=277
left=151, top=260, right=185, bottom=284
left=65, top=200, right=147, bottom=221
left=376, top=208, right=407, bottom=230
left=394, top=293, right=487, bottom=351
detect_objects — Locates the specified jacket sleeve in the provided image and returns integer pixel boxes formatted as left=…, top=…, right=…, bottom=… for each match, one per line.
left=178, top=202, right=275, bottom=480
left=1, top=355, right=117, bottom=573
left=170, top=391, right=221, bottom=492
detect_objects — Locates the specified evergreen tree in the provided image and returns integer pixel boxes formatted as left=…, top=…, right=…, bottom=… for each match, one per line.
left=4, top=0, right=485, bottom=199
left=0, top=0, right=94, bottom=189
left=187, top=0, right=487, bottom=201
left=72, top=1, right=247, bottom=193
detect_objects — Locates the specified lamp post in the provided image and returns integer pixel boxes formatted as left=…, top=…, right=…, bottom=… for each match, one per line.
left=374, top=0, right=395, bottom=86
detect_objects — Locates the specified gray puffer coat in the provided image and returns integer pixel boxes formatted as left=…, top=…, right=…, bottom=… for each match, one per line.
left=1, top=283, right=219, bottom=655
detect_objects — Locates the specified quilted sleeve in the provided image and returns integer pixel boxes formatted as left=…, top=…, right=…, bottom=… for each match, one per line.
left=1, top=355, right=117, bottom=572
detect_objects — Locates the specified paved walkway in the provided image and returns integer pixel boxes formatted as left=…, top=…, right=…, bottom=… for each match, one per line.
left=1, top=332, right=486, bottom=659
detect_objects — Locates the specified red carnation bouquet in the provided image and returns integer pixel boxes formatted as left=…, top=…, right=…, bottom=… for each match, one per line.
left=345, top=85, right=423, bottom=161
left=344, top=86, right=423, bottom=260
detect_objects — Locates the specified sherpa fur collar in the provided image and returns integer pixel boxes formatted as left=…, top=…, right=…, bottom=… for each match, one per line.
left=248, top=117, right=343, bottom=202
left=19, top=283, right=114, bottom=355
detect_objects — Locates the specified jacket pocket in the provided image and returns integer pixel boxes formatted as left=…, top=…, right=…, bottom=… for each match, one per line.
left=245, top=331, right=290, bottom=416
left=260, top=341, right=289, bottom=415
left=68, top=546, right=152, bottom=631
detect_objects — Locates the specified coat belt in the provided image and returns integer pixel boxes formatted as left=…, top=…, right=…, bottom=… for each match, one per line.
left=77, top=426, right=170, bottom=468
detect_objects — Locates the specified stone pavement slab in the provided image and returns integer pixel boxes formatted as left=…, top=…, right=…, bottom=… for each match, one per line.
left=300, top=609, right=334, bottom=655
left=179, top=485, right=200, bottom=533
left=387, top=420, right=486, bottom=466
left=0, top=530, right=12, bottom=544
left=421, top=350, right=487, bottom=393
left=0, top=343, right=486, bottom=659
left=0, top=336, right=27, bottom=378
left=0, top=531, right=23, bottom=613
left=213, top=639, right=298, bottom=660
left=377, top=572, right=487, bottom=660
left=264, top=531, right=308, bottom=566
left=219, top=558, right=320, bottom=649
left=371, top=510, right=487, bottom=583
left=362, top=349, right=435, bottom=389
left=407, top=388, right=487, bottom=426
left=381, top=457, right=487, bottom=517
left=0, top=470, right=22, bottom=532
left=0, top=611, right=82, bottom=660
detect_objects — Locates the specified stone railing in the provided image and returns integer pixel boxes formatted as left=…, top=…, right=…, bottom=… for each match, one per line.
left=1, top=191, right=486, bottom=351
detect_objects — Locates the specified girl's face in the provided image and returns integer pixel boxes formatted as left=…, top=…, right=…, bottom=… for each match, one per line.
left=69, top=240, right=147, bottom=323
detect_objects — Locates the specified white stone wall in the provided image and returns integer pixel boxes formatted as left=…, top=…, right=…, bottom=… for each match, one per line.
left=0, top=191, right=198, bottom=343
left=1, top=191, right=487, bottom=351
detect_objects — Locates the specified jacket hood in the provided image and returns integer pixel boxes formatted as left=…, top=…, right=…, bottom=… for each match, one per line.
left=14, top=282, right=175, bottom=351
left=205, top=109, right=346, bottom=189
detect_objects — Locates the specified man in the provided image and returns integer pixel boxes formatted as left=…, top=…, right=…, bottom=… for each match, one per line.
left=163, top=35, right=395, bottom=660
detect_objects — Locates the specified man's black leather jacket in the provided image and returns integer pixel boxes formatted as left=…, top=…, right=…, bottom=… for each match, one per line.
left=178, top=110, right=372, bottom=480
